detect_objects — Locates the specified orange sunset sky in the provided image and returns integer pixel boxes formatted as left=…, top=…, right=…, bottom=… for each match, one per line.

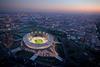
left=0, top=0, right=100, bottom=12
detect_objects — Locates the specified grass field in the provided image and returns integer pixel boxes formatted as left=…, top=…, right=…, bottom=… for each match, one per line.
left=29, top=36, right=48, bottom=45
left=34, top=39, right=44, bottom=44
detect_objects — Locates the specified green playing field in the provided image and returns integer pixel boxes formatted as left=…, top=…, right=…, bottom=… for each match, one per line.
left=34, top=39, right=44, bottom=44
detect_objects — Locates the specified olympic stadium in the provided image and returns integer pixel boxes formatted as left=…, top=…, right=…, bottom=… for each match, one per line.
left=23, top=31, right=53, bottom=50
left=10, top=28, right=64, bottom=66
left=19, top=31, right=61, bottom=58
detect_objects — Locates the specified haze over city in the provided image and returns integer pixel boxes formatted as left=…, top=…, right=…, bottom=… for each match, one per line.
left=0, top=0, right=100, bottom=12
